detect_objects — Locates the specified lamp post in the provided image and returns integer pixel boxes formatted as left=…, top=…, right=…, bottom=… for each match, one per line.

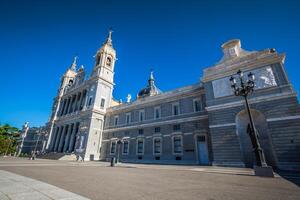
left=230, top=70, right=274, bottom=177
left=33, top=128, right=42, bottom=156
left=116, top=139, right=122, bottom=163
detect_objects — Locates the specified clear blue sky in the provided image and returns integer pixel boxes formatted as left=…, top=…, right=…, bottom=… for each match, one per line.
left=0, top=0, right=299, bottom=129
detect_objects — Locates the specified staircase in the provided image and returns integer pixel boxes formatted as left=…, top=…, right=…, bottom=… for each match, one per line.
left=37, top=152, right=77, bottom=161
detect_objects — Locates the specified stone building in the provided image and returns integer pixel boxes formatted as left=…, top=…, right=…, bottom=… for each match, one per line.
left=45, top=31, right=300, bottom=170
left=17, top=123, right=47, bottom=155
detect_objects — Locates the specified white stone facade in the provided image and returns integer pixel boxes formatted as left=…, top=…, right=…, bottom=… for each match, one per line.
left=45, top=33, right=300, bottom=170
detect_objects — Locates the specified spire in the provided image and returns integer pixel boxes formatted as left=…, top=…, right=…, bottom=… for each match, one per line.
left=137, top=70, right=162, bottom=99
left=148, top=69, right=155, bottom=87
left=71, top=56, right=78, bottom=71
left=104, top=28, right=113, bottom=46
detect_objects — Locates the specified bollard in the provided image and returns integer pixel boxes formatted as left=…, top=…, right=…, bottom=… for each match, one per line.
left=110, top=157, right=115, bottom=167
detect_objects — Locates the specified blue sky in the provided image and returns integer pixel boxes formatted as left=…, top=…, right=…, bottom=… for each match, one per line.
left=0, top=0, right=299, bottom=128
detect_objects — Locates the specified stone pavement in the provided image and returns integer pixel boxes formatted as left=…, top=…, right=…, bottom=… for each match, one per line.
left=0, top=157, right=299, bottom=200
left=0, top=170, right=89, bottom=200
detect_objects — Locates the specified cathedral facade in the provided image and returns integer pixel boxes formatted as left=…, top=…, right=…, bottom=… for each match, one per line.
left=46, top=31, right=300, bottom=170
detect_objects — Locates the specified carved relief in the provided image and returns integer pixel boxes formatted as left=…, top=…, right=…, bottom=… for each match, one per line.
left=212, top=66, right=277, bottom=98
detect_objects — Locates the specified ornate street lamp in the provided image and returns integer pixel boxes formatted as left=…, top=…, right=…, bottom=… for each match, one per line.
left=230, top=70, right=274, bottom=177
left=116, top=139, right=122, bottom=163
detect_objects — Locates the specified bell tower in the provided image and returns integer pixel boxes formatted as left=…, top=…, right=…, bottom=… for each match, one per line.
left=83, top=30, right=117, bottom=160
left=91, top=29, right=116, bottom=83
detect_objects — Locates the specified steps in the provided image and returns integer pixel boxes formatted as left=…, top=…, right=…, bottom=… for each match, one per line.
left=37, top=152, right=77, bottom=161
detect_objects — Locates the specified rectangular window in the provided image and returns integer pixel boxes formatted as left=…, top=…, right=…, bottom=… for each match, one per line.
left=88, top=97, right=93, bottom=106
left=138, top=129, right=144, bottom=135
left=173, top=124, right=181, bottom=131
left=114, top=116, right=119, bottom=126
left=137, top=139, right=144, bottom=154
left=110, top=141, right=116, bottom=154
left=123, top=140, right=129, bottom=155
left=100, top=98, right=105, bottom=109
left=154, top=127, right=160, bottom=133
left=126, top=113, right=131, bottom=124
left=193, top=99, right=201, bottom=112
left=172, top=103, right=180, bottom=116
left=154, top=138, right=162, bottom=154
left=154, top=106, right=161, bottom=119
left=173, top=136, right=182, bottom=154
left=139, top=110, right=145, bottom=122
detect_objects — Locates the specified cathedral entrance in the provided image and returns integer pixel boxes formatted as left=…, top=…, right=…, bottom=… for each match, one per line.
left=235, top=109, right=277, bottom=168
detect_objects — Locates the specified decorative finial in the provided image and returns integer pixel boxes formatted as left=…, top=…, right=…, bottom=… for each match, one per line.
left=71, top=56, right=78, bottom=71
left=105, top=28, right=113, bottom=46
left=150, top=69, right=154, bottom=80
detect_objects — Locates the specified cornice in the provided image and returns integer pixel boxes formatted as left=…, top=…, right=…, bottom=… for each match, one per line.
left=206, top=90, right=297, bottom=112
left=202, top=50, right=285, bottom=82
left=106, top=83, right=204, bottom=114
left=103, top=115, right=208, bottom=133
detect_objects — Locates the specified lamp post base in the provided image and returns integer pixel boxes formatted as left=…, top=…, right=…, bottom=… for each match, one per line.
left=254, top=165, right=274, bottom=177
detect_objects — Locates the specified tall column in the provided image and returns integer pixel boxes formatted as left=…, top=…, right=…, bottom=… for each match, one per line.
left=68, top=122, right=78, bottom=152
left=58, top=125, right=68, bottom=152
left=70, top=122, right=80, bottom=152
left=60, top=99, right=66, bottom=116
left=80, top=90, right=87, bottom=110
left=74, top=92, right=81, bottom=112
left=50, top=127, right=59, bottom=151
left=54, top=126, right=63, bottom=152
left=64, top=98, right=70, bottom=115
left=69, top=95, right=75, bottom=113
left=67, top=97, right=73, bottom=114
left=63, top=124, right=73, bottom=152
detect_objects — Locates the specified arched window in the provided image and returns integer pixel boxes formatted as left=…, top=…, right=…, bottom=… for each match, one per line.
left=106, top=57, right=112, bottom=67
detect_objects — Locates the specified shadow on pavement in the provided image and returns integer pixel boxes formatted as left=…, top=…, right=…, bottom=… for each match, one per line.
left=276, top=170, right=300, bottom=187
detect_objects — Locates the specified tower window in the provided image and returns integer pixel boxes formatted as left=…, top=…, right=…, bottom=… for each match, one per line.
left=88, top=97, right=93, bottom=106
left=106, top=57, right=112, bottom=67
left=100, top=98, right=105, bottom=109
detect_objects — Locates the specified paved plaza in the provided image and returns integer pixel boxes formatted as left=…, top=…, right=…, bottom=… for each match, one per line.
left=0, top=157, right=299, bottom=200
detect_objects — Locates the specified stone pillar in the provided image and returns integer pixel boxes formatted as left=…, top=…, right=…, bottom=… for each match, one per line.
left=68, top=123, right=77, bottom=152
left=59, top=99, right=66, bottom=116
left=64, top=98, right=70, bottom=115
left=54, top=126, right=63, bottom=152
left=74, top=92, right=81, bottom=112
left=69, top=95, right=75, bottom=113
left=80, top=90, right=87, bottom=110
left=63, top=124, right=73, bottom=152
left=58, top=125, right=68, bottom=152
left=50, top=127, right=59, bottom=151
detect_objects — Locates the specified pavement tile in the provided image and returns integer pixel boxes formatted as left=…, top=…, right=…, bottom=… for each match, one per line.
left=0, top=192, right=10, bottom=200
left=0, top=182, right=34, bottom=195
left=9, top=191, right=51, bottom=200
left=39, top=189, right=83, bottom=199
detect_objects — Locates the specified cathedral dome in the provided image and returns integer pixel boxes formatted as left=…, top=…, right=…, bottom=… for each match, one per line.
left=137, top=71, right=161, bottom=99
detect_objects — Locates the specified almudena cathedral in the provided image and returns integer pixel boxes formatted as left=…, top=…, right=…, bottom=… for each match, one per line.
left=44, top=30, right=300, bottom=170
